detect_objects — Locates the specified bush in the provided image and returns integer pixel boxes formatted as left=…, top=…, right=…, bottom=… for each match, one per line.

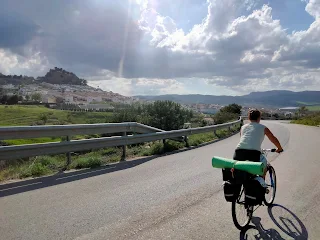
left=164, top=140, right=184, bottom=152
left=72, top=156, right=102, bottom=169
left=30, top=163, right=50, bottom=176
left=214, top=112, right=238, bottom=124
left=291, top=112, right=320, bottom=126
left=150, top=142, right=164, bottom=155
left=113, top=101, right=193, bottom=130
left=20, top=162, right=51, bottom=178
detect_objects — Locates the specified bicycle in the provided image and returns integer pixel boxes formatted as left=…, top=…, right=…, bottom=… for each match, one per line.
left=231, top=149, right=279, bottom=230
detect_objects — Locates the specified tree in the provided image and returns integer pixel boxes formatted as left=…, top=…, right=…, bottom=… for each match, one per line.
left=18, top=95, right=23, bottom=102
left=214, top=111, right=238, bottom=124
left=0, top=95, right=8, bottom=104
left=25, top=95, right=30, bottom=101
left=7, top=95, right=19, bottom=105
left=272, top=113, right=279, bottom=119
left=112, top=101, right=193, bottom=130
left=298, top=106, right=308, bottom=117
left=31, top=93, right=42, bottom=102
left=220, top=103, right=242, bottom=115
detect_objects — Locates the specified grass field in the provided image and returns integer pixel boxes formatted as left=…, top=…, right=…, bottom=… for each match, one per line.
left=306, top=105, right=320, bottom=111
left=0, top=105, right=114, bottom=145
left=296, top=101, right=320, bottom=105
left=295, top=102, right=320, bottom=112
left=0, top=105, right=113, bottom=126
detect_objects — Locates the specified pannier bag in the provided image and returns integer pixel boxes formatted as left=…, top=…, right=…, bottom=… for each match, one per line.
left=223, top=181, right=241, bottom=202
left=244, top=179, right=265, bottom=206
left=222, top=168, right=250, bottom=184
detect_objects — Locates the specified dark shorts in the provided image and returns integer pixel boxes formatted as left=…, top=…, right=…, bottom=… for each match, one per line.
left=233, top=149, right=261, bottom=162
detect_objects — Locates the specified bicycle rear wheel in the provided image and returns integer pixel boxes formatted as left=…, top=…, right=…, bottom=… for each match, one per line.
left=264, top=165, right=277, bottom=206
left=232, top=186, right=253, bottom=230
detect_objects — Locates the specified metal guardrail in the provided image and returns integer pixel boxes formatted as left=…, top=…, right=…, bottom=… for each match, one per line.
left=0, top=122, right=164, bottom=140
left=0, top=119, right=242, bottom=162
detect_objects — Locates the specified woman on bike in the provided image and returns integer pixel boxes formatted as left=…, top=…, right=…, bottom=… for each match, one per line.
left=234, top=109, right=283, bottom=186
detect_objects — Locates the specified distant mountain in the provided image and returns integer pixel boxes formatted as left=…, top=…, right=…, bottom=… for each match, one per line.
left=136, top=90, right=320, bottom=107
left=38, top=67, right=87, bottom=86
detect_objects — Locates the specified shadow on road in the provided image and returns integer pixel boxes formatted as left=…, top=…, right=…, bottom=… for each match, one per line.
left=268, top=204, right=308, bottom=239
left=240, top=205, right=308, bottom=240
left=0, top=132, right=239, bottom=198
left=240, top=217, right=285, bottom=240
left=0, top=156, right=156, bottom=198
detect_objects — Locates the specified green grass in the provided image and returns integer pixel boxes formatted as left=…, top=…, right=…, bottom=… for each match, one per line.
left=291, top=112, right=320, bottom=126
left=0, top=105, right=113, bottom=126
left=0, top=105, right=113, bottom=145
left=306, top=105, right=320, bottom=111
left=296, top=101, right=320, bottom=106
left=71, top=156, right=103, bottom=169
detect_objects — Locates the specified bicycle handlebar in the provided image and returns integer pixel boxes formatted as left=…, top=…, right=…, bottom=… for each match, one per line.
left=262, top=148, right=283, bottom=153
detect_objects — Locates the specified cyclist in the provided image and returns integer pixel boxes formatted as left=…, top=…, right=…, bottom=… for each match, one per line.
left=234, top=109, right=283, bottom=187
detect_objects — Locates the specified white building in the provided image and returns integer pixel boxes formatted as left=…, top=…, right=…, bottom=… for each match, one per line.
left=64, top=95, right=74, bottom=103
left=87, top=96, right=102, bottom=103
left=2, top=84, right=15, bottom=89
left=42, top=95, right=57, bottom=104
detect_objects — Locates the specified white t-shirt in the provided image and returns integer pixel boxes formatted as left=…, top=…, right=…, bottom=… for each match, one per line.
left=236, top=122, right=266, bottom=151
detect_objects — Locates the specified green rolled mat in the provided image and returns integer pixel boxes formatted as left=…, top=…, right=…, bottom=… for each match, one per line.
left=212, top=156, right=266, bottom=176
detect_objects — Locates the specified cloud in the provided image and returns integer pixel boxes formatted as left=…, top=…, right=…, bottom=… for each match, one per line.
left=0, top=49, right=49, bottom=76
left=305, top=0, right=320, bottom=18
left=1, top=0, right=320, bottom=95
left=0, top=11, right=39, bottom=50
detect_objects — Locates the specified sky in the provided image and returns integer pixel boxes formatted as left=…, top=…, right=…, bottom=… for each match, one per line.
left=1, top=0, right=320, bottom=96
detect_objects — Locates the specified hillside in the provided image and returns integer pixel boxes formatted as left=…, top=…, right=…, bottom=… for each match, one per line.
left=136, top=91, right=320, bottom=107
left=0, top=74, right=35, bottom=85
left=0, top=67, right=87, bottom=86
left=38, top=67, right=87, bottom=85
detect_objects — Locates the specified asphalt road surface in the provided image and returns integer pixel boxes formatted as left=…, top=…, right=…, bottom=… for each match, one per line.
left=1, top=121, right=319, bottom=240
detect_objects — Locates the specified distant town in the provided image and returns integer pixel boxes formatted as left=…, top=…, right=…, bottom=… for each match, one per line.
left=0, top=67, right=307, bottom=117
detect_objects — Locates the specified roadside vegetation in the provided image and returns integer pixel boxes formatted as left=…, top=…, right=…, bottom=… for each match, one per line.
left=291, top=112, right=320, bottom=126
left=0, top=102, right=241, bottom=181
left=0, top=125, right=240, bottom=181
left=291, top=106, right=320, bottom=126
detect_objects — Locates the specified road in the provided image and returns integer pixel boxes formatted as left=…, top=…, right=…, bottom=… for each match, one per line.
left=0, top=121, right=319, bottom=239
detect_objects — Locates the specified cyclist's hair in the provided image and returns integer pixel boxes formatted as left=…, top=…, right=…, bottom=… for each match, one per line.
left=248, top=109, right=261, bottom=121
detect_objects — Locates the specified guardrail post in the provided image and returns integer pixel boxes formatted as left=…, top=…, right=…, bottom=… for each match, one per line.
left=213, top=130, right=217, bottom=138
left=66, top=135, right=71, bottom=166
left=121, top=132, right=126, bottom=161
left=162, top=139, right=167, bottom=150
left=184, top=136, right=189, bottom=148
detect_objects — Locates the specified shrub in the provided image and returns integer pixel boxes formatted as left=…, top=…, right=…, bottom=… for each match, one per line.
left=20, top=162, right=51, bottom=178
left=72, top=156, right=102, bottom=169
left=150, top=142, right=164, bottom=155
left=30, top=163, right=50, bottom=177
left=163, top=140, right=184, bottom=152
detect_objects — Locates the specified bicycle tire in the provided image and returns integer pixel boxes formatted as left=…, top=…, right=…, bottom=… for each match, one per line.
left=264, top=165, right=277, bottom=206
left=231, top=186, right=253, bottom=230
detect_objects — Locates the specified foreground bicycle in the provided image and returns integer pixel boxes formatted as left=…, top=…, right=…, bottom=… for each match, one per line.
left=232, top=149, right=279, bottom=230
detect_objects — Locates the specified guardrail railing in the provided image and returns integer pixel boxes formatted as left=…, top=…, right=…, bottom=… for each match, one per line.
left=0, top=119, right=242, bottom=164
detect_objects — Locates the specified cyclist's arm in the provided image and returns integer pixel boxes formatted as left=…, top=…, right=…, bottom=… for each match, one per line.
left=264, top=127, right=283, bottom=152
